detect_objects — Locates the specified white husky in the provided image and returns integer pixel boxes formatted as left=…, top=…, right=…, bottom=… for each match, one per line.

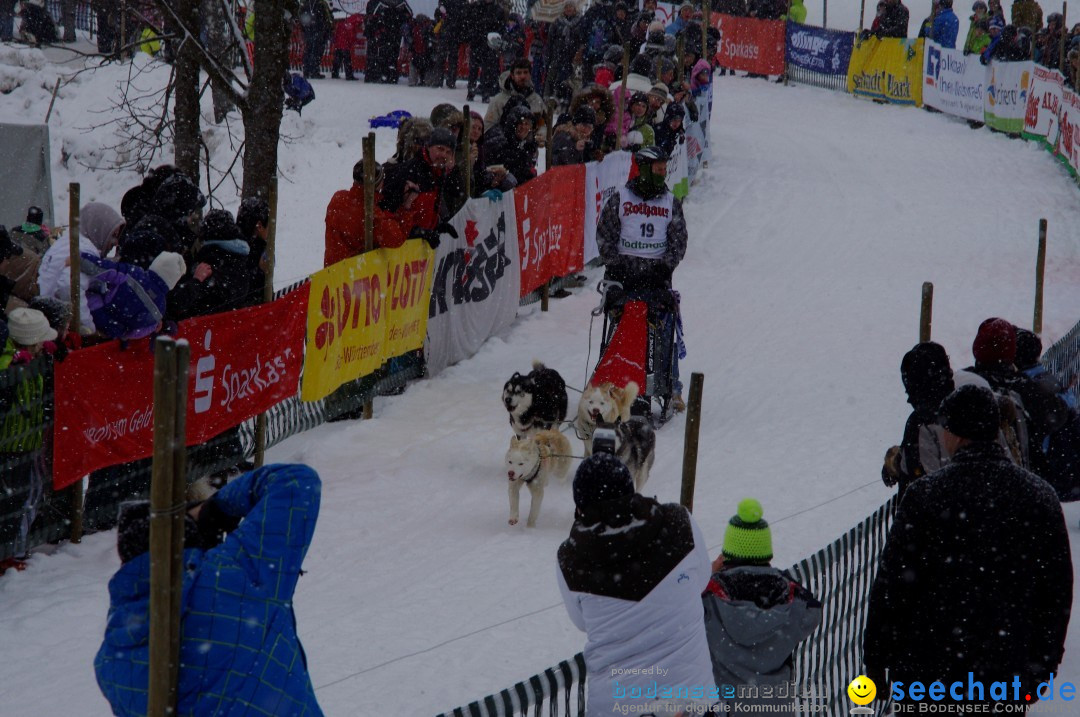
left=504, top=429, right=573, bottom=527
left=574, top=381, right=639, bottom=456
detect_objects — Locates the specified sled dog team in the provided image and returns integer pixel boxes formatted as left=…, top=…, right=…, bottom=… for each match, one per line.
left=502, top=361, right=656, bottom=527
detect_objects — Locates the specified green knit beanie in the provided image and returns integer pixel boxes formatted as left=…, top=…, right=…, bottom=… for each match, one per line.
left=721, top=498, right=773, bottom=562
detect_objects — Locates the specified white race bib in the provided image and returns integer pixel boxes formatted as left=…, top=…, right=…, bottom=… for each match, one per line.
left=616, top=186, right=673, bottom=260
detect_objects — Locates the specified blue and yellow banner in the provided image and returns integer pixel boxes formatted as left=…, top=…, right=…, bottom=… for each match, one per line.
left=847, top=37, right=924, bottom=106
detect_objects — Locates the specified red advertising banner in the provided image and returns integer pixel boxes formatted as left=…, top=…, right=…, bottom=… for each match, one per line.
left=514, top=165, right=587, bottom=297
left=52, top=285, right=310, bottom=490
left=710, top=13, right=786, bottom=75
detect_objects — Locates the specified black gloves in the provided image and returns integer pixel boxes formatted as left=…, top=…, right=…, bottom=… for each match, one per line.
left=410, top=223, right=457, bottom=250
left=195, top=494, right=242, bottom=550
left=409, top=227, right=440, bottom=249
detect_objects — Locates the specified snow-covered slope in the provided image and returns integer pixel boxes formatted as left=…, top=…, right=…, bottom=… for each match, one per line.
left=2, top=52, right=1080, bottom=715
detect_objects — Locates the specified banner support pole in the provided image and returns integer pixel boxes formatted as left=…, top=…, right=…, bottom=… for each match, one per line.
left=148, top=337, right=180, bottom=717
left=362, top=133, right=376, bottom=421
left=1034, top=218, right=1047, bottom=335
left=680, top=372, right=705, bottom=512
left=67, top=184, right=84, bottom=544
left=462, top=103, right=472, bottom=197
left=920, top=281, right=933, bottom=342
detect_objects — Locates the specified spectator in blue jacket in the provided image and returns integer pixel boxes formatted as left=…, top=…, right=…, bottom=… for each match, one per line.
left=933, top=0, right=960, bottom=47
left=95, top=464, right=324, bottom=717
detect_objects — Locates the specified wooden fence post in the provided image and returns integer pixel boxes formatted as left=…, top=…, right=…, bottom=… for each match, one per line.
left=920, top=281, right=933, bottom=343
left=616, top=48, right=630, bottom=149
left=253, top=177, right=278, bottom=469
left=148, top=336, right=189, bottom=716
left=462, top=103, right=472, bottom=197
left=680, top=373, right=705, bottom=512
left=68, top=184, right=84, bottom=544
left=1034, top=218, right=1047, bottom=335
left=362, top=133, right=376, bottom=421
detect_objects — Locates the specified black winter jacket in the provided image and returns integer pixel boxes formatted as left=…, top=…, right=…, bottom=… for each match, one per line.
left=167, top=242, right=253, bottom=321
left=119, top=214, right=197, bottom=270
left=864, top=441, right=1072, bottom=697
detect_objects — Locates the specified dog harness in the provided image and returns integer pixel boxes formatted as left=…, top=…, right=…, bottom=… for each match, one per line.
left=519, top=458, right=542, bottom=485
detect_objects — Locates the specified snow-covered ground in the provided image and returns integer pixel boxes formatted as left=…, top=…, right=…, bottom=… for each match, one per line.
left=3, top=47, right=1080, bottom=715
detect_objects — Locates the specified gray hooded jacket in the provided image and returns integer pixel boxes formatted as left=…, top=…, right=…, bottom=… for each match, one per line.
left=702, top=565, right=822, bottom=709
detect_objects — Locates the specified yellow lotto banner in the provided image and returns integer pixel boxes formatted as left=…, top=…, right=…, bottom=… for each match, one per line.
left=847, top=36, right=924, bottom=106
left=301, top=239, right=434, bottom=402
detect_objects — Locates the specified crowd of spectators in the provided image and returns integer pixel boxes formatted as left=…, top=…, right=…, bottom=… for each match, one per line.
left=0, top=171, right=270, bottom=572
left=296, top=0, right=721, bottom=110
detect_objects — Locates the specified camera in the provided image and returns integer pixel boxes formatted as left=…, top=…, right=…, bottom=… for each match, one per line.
left=592, top=422, right=617, bottom=455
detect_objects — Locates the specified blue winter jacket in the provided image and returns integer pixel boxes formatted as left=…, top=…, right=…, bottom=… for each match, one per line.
left=95, top=464, right=324, bottom=716
left=933, top=8, right=959, bottom=48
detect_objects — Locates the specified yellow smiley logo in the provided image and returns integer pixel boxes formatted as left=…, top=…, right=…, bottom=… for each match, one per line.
left=847, top=675, right=877, bottom=705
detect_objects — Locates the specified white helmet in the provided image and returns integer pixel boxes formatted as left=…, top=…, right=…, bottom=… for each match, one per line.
left=487, top=32, right=505, bottom=50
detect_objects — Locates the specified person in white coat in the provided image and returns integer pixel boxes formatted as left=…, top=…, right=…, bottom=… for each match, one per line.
left=557, top=453, right=716, bottom=716
left=37, top=202, right=125, bottom=335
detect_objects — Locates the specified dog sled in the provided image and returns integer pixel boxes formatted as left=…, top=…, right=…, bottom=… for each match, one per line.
left=593, top=280, right=681, bottom=427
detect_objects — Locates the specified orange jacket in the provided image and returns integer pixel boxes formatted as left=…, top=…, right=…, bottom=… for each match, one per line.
left=324, top=185, right=409, bottom=268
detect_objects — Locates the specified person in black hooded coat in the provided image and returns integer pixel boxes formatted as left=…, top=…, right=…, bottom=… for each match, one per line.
left=865, top=385, right=1072, bottom=709
left=882, top=341, right=955, bottom=500
left=482, top=105, right=539, bottom=187
left=167, top=210, right=252, bottom=322
left=119, top=173, right=206, bottom=270
left=235, top=198, right=269, bottom=307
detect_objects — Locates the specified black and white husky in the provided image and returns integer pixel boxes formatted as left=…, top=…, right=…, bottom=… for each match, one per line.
left=615, top=416, right=656, bottom=493
left=502, top=361, right=569, bottom=438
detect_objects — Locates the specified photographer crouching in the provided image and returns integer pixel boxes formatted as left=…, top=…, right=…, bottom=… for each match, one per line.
left=95, top=464, right=324, bottom=716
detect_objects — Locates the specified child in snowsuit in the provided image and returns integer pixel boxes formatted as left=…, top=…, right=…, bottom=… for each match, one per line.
left=703, top=499, right=822, bottom=711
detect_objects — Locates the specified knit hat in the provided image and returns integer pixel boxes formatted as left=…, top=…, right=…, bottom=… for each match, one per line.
left=80, top=202, right=126, bottom=254
left=116, top=500, right=203, bottom=564
left=900, top=342, right=954, bottom=410
left=28, top=297, right=72, bottom=335
left=572, top=105, right=597, bottom=126
left=1014, top=328, right=1043, bottom=370
left=940, top=384, right=1000, bottom=442
left=972, top=317, right=1017, bottom=366
left=352, top=159, right=385, bottom=185
left=721, top=498, right=773, bottom=563
left=573, top=453, right=634, bottom=511
left=149, top=252, right=187, bottom=290
left=25, top=205, right=44, bottom=227
left=428, top=126, right=457, bottom=149
left=153, top=174, right=206, bottom=221
left=199, top=208, right=244, bottom=244
left=7, top=307, right=57, bottom=345
left=649, top=83, right=671, bottom=101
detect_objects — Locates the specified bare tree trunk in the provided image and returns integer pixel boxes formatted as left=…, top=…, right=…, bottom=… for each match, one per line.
left=241, top=0, right=292, bottom=200
left=61, top=0, right=77, bottom=42
left=172, top=0, right=202, bottom=183
left=203, top=0, right=234, bottom=123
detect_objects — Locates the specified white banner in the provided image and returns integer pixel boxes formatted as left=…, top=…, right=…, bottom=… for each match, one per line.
left=1059, top=88, right=1080, bottom=174
left=1023, top=65, right=1065, bottom=147
left=424, top=196, right=521, bottom=376
left=687, top=85, right=713, bottom=179
left=922, top=42, right=987, bottom=121
left=985, top=60, right=1034, bottom=133
left=666, top=139, right=689, bottom=199
left=584, top=151, right=633, bottom=265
